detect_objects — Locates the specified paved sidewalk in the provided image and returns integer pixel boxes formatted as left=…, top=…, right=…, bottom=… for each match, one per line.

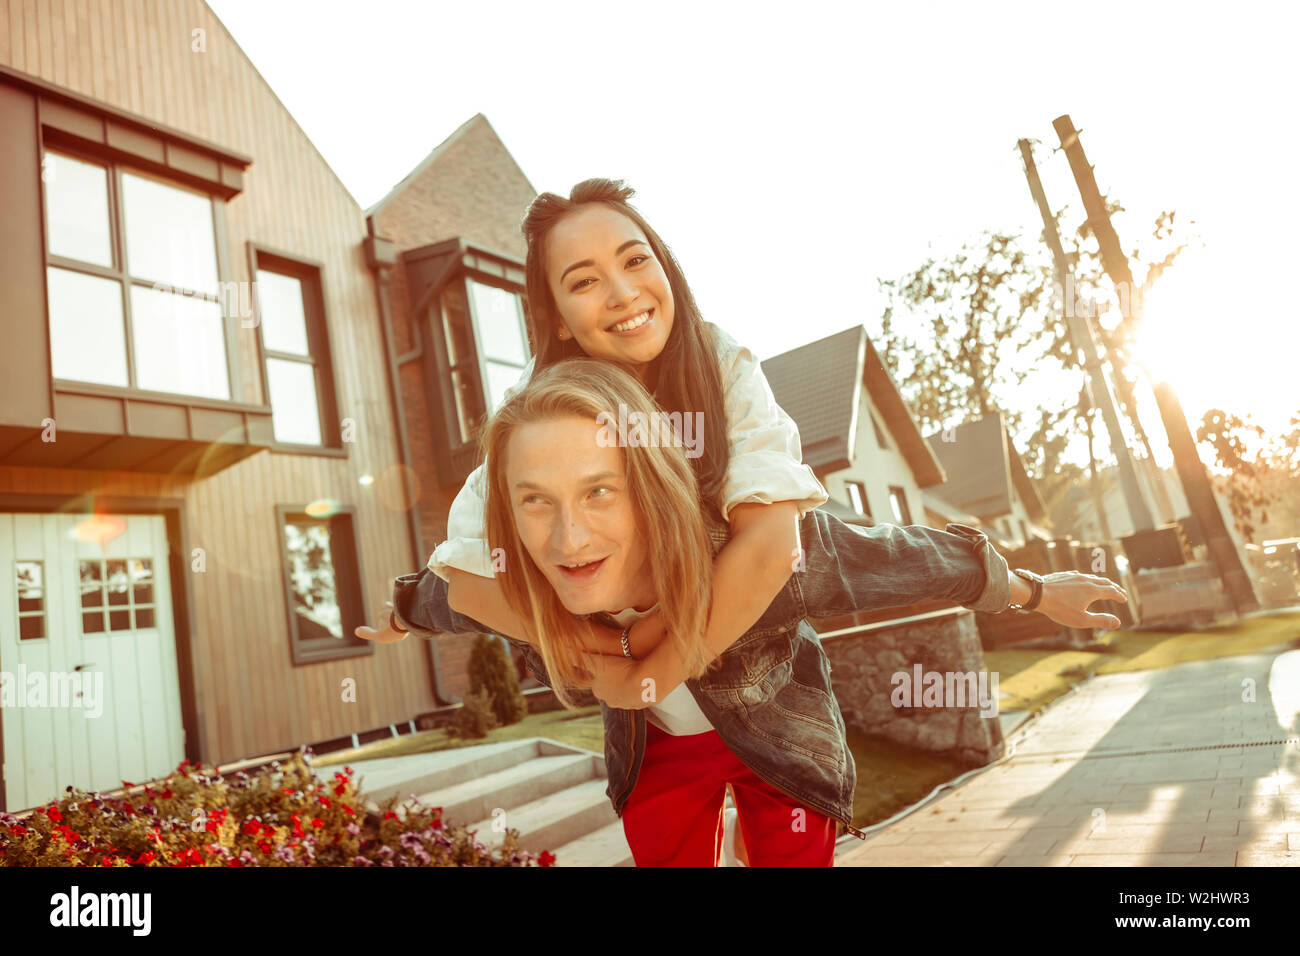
left=837, top=647, right=1300, bottom=866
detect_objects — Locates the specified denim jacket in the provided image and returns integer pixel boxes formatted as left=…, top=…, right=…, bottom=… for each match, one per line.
left=393, top=511, right=1010, bottom=841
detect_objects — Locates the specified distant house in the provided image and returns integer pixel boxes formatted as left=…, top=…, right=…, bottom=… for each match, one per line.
left=1056, top=462, right=1188, bottom=543
left=922, top=412, right=1051, bottom=549
left=761, top=326, right=947, bottom=530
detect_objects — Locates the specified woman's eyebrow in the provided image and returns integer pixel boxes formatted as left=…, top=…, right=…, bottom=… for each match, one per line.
left=558, top=239, right=649, bottom=283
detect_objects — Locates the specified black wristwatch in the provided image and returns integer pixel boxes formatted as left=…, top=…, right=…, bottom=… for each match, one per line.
left=1007, top=568, right=1045, bottom=612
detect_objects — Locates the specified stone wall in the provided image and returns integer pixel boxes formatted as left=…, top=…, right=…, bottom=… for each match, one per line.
left=822, top=608, right=1005, bottom=766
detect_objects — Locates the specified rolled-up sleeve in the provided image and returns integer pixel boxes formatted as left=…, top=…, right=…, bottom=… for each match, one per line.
left=712, top=324, right=828, bottom=520
left=795, top=511, right=1012, bottom=616
left=391, top=568, right=555, bottom=689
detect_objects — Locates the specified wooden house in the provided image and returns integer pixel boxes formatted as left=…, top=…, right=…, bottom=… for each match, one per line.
left=0, top=0, right=517, bottom=810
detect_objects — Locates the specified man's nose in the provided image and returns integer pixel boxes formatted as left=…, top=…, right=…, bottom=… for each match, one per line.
left=552, top=506, right=591, bottom=552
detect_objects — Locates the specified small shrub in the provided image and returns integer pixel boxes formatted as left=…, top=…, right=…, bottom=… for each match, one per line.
left=467, top=634, right=527, bottom=727
left=449, top=688, right=499, bottom=740
left=0, top=752, right=554, bottom=867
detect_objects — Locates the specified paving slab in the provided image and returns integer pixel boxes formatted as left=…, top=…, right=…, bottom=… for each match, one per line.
left=837, top=647, right=1300, bottom=867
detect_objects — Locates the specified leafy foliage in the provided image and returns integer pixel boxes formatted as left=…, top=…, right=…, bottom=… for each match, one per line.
left=0, top=753, right=553, bottom=866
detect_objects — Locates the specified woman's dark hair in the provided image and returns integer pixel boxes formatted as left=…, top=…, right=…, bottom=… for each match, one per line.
left=520, top=178, right=730, bottom=511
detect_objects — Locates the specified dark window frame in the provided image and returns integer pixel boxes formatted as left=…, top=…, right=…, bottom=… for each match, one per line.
left=888, top=485, right=913, bottom=525
left=846, top=480, right=871, bottom=518
left=275, top=503, right=372, bottom=666
left=38, top=133, right=241, bottom=405
left=427, top=269, right=531, bottom=481
left=248, top=243, right=345, bottom=456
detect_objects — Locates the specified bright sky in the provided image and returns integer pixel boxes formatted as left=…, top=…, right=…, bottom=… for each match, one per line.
left=208, top=0, right=1298, bottom=470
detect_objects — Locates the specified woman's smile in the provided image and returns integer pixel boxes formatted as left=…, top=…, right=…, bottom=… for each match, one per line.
left=607, top=308, right=655, bottom=336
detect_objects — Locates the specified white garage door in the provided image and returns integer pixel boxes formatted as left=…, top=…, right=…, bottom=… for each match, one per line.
left=0, top=512, right=186, bottom=812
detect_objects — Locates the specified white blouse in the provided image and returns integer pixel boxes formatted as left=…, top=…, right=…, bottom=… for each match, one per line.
left=428, top=321, right=829, bottom=580
left=606, top=603, right=715, bottom=737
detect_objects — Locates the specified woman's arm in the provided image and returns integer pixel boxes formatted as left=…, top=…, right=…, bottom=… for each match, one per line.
left=589, top=500, right=800, bottom=710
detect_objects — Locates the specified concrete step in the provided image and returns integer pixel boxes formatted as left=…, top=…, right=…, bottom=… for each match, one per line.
left=551, top=818, right=636, bottom=867
left=464, top=777, right=618, bottom=854
left=309, top=738, right=547, bottom=808
left=411, top=751, right=602, bottom=827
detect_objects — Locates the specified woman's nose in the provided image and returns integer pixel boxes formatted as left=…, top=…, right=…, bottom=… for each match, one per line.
left=606, top=274, right=638, bottom=309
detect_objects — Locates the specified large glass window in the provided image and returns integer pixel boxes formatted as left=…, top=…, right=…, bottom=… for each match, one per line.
left=469, top=279, right=529, bottom=413
left=41, top=149, right=230, bottom=400
left=253, top=263, right=332, bottom=447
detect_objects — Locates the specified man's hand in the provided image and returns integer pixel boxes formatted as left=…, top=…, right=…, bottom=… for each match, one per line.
left=1034, top=573, right=1129, bottom=630
left=354, top=601, right=408, bottom=643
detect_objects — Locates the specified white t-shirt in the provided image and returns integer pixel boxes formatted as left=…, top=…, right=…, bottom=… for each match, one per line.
left=428, top=321, right=828, bottom=580
left=607, top=603, right=715, bottom=737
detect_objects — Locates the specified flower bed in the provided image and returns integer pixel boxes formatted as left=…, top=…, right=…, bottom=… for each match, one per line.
left=0, top=751, right=554, bottom=867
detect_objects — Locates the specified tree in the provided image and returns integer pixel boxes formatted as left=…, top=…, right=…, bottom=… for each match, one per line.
left=877, top=229, right=1050, bottom=439
left=876, top=155, right=1194, bottom=518
left=466, top=633, right=527, bottom=727
left=1196, top=409, right=1300, bottom=543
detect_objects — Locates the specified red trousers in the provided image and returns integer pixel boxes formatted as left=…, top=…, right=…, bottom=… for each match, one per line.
left=620, top=720, right=838, bottom=866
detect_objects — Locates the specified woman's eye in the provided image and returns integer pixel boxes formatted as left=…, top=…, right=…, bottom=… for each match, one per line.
left=569, top=277, right=594, bottom=292
left=626, top=255, right=649, bottom=267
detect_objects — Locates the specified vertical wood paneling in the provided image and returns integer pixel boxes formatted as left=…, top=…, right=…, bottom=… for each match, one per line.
left=1, top=0, right=431, bottom=766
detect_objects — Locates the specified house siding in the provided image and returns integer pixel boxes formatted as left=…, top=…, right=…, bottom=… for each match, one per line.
left=0, top=0, right=438, bottom=772
left=821, top=388, right=922, bottom=525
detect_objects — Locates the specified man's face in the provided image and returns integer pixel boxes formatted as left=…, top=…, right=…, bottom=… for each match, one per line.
left=505, top=415, right=655, bottom=615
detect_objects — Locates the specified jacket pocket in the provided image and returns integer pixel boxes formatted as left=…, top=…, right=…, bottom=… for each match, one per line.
left=697, top=628, right=794, bottom=709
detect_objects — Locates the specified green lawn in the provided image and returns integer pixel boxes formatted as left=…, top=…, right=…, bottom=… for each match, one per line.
left=313, top=610, right=1300, bottom=832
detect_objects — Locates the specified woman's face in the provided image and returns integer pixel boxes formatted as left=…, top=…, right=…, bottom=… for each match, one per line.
left=505, top=414, right=656, bottom=615
left=545, top=205, right=675, bottom=375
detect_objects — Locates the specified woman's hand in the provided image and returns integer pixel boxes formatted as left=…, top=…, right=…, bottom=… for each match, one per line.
left=585, top=652, right=643, bottom=710
left=354, top=601, right=408, bottom=643
left=1034, top=573, right=1129, bottom=630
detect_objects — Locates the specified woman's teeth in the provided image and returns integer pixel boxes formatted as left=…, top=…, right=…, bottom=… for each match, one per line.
left=611, top=310, right=651, bottom=333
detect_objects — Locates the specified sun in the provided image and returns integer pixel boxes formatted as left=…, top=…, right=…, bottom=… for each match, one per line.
left=1128, top=244, right=1289, bottom=450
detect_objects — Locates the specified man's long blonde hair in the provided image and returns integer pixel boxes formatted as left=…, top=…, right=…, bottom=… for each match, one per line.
left=482, top=358, right=716, bottom=708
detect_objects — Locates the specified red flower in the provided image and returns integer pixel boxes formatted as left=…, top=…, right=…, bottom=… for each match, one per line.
left=318, top=797, right=331, bottom=809
left=46, top=807, right=63, bottom=823
left=310, top=817, right=324, bottom=829
left=341, top=805, right=355, bottom=816
left=383, top=811, right=397, bottom=820
left=243, top=821, right=262, bottom=836
left=257, top=840, right=273, bottom=854
left=281, top=787, right=295, bottom=795
left=537, top=851, right=556, bottom=867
